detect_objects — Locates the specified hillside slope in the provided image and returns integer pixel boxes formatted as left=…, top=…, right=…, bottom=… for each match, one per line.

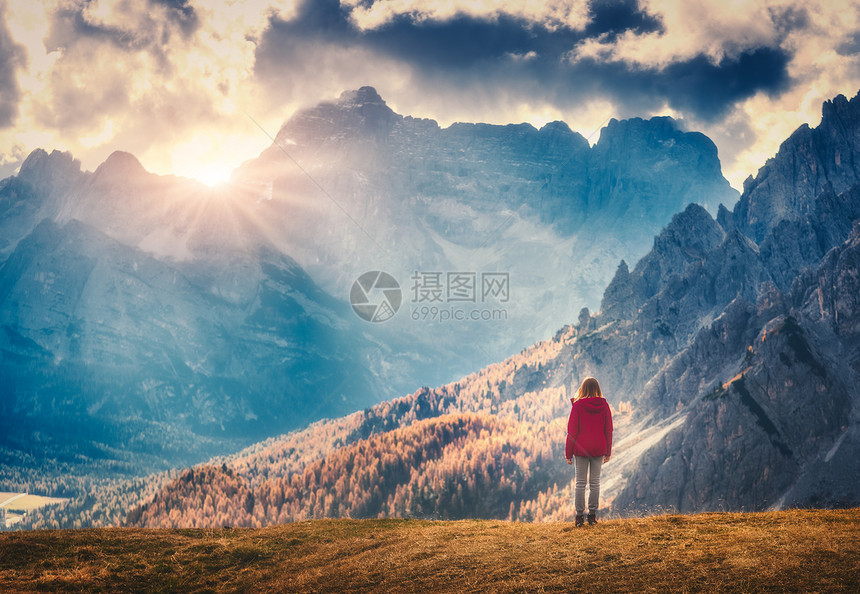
left=1, top=510, right=858, bottom=593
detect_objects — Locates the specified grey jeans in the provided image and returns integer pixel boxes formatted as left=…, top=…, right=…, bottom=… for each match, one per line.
left=574, top=456, right=603, bottom=514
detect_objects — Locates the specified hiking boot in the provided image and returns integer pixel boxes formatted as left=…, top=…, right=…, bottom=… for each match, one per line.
left=587, top=513, right=597, bottom=526
left=575, top=514, right=584, bottom=527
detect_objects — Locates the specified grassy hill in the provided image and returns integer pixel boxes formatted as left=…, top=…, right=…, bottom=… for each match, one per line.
left=1, top=509, right=858, bottom=592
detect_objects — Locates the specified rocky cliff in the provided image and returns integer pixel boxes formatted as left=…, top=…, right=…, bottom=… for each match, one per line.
left=613, top=222, right=860, bottom=512
left=732, top=91, right=860, bottom=243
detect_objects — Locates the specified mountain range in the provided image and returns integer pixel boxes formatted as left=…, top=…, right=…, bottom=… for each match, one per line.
left=0, top=87, right=735, bottom=481
left=234, top=86, right=736, bottom=364
left=119, top=90, right=860, bottom=528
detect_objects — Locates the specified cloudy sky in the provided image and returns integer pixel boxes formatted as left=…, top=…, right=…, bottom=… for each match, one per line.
left=1, top=0, right=859, bottom=190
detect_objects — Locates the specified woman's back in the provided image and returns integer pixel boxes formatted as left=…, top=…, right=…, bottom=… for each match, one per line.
left=568, top=396, right=612, bottom=458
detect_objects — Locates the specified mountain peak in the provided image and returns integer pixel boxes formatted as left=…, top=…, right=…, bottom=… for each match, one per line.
left=18, top=148, right=80, bottom=179
left=274, top=86, right=399, bottom=147
left=18, top=147, right=49, bottom=173
left=620, top=203, right=726, bottom=306
left=338, top=86, right=386, bottom=107
left=598, top=115, right=680, bottom=141
left=92, top=151, right=148, bottom=184
left=732, top=87, right=860, bottom=242
left=654, top=203, right=725, bottom=260
left=104, top=150, right=145, bottom=170
left=820, top=90, right=859, bottom=120
left=600, top=259, right=635, bottom=321
left=16, top=148, right=83, bottom=196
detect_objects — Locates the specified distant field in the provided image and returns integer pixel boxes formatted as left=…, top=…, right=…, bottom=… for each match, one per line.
left=0, top=508, right=858, bottom=592
left=0, top=492, right=68, bottom=512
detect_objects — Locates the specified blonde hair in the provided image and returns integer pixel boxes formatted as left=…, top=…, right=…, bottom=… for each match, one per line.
left=574, top=377, right=602, bottom=401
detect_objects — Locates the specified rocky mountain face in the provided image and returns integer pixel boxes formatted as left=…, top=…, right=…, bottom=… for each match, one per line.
left=113, top=91, right=860, bottom=530
left=235, top=86, right=737, bottom=367
left=0, top=149, right=84, bottom=261
left=732, top=92, right=860, bottom=243
left=587, top=93, right=860, bottom=512
left=611, top=199, right=860, bottom=513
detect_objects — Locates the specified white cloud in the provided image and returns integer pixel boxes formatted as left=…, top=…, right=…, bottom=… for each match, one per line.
left=569, top=0, right=808, bottom=68
left=506, top=50, right=539, bottom=62
left=343, top=0, right=591, bottom=31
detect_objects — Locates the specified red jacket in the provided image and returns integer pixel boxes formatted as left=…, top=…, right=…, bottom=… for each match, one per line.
left=566, top=397, right=613, bottom=459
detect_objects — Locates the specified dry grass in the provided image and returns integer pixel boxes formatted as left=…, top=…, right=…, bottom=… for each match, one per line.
left=0, top=508, right=858, bottom=592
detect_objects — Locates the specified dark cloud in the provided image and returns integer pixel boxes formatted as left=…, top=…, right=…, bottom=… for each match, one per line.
left=584, top=0, right=664, bottom=39
left=149, top=0, right=199, bottom=37
left=366, top=14, right=543, bottom=68
left=256, top=0, right=588, bottom=71
left=836, top=32, right=860, bottom=57
left=660, top=48, right=793, bottom=119
left=0, top=3, right=26, bottom=128
left=571, top=46, right=793, bottom=122
left=286, top=0, right=354, bottom=37
left=256, top=0, right=658, bottom=70
left=253, top=0, right=653, bottom=85
left=47, top=7, right=147, bottom=53
left=253, top=0, right=796, bottom=125
left=46, top=0, right=199, bottom=58
left=768, top=4, right=810, bottom=38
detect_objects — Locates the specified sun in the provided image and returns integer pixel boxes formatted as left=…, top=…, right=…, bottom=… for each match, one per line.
left=169, top=133, right=251, bottom=188
left=188, top=164, right=232, bottom=187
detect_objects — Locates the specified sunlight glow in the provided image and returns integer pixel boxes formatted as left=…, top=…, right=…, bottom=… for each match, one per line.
left=187, top=163, right=232, bottom=187
left=166, top=131, right=255, bottom=188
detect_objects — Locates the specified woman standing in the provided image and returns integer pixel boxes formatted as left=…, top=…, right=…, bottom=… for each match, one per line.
left=565, top=377, right=613, bottom=526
